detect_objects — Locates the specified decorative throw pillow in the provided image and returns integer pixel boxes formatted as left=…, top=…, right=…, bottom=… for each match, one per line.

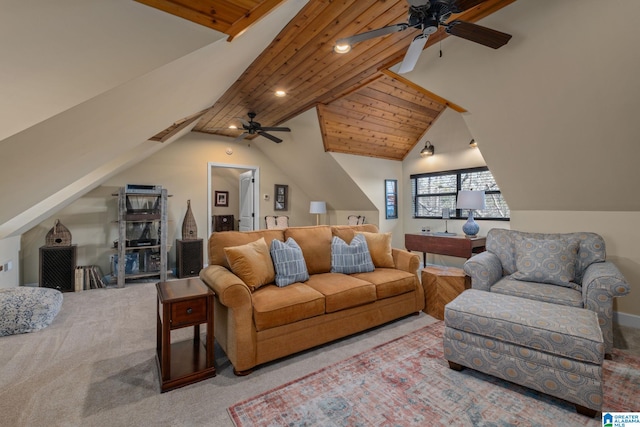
left=512, top=237, right=579, bottom=287
left=224, top=237, right=275, bottom=291
left=270, top=238, right=309, bottom=287
left=357, top=231, right=395, bottom=268
left=330, top=234, right=375, bottom=274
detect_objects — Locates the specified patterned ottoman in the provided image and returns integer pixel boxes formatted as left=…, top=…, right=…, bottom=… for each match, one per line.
left=443, top=289, right=604, bottom=417
left=0, top=287, right=63, bottom=336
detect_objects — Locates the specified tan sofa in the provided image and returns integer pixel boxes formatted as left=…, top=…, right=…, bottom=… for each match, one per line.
left=200, top=224, right=424, bottom=374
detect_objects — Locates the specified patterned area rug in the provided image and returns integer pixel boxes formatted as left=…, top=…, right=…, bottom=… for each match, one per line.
left=229, top=321, right=640, bottom=426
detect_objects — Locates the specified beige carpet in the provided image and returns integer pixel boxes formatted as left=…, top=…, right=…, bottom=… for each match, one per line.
left=0, top=282, right=438, bottom=426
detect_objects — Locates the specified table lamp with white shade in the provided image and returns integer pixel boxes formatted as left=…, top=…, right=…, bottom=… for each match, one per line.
left=456, top=190, right=485, bottom=238
left=310, top=201, right=326, bottom=226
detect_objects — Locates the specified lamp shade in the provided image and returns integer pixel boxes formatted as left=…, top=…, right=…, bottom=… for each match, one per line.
left=456, top=191, right=485, bottom=210
left=309, top=201, right=326, bottom=214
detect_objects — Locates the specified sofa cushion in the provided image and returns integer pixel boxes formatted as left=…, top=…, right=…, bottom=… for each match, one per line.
left=492, top=276, right=583, bottom=308
left=330, top=234, right=374, bottom=274
left=224, top=237, right=275, bottom=291
left=512, top=237, right=579, bottom=287
left=284, top=226, right=333, bottom=275
left=357, top=231, right=395, bottom=268
left=270, top=238, right=309, bottom=287
left=306, top=273, right=376, bottom=313
left=209, top=229, right=285, bottom=268
left=331, top=224, right=379, bottom=244
left=252, top=283, right=325, bottom=331
left=352, top=268, right=416, bottom=299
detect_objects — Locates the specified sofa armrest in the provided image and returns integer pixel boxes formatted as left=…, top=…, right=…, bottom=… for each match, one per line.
left=199, top=265, right=252, bottom=309
left=581, top=261, right=630, bottom=303
left=463, top=251, right=503, bottom=291
left=392, top=248, right=420, bottom=276
left=581, top=261, right=630, bottom=355
left=200, top=265, right=257, bottom=373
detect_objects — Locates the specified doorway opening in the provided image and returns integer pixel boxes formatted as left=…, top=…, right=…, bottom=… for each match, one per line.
left=207, top=162, right=259, bottom=239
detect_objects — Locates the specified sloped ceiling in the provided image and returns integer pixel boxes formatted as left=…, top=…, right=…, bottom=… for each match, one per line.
left=318, top=72, right=447, bottom=160
left=134, top=0, right=288, bottom=40
left=189, top=0, right=514, bottom=160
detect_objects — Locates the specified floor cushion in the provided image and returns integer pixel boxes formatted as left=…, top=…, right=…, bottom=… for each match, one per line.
left=0, top=287, right=63, bottom=336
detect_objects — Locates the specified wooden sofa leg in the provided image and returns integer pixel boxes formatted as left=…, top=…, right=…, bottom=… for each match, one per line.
left=575, top=404, right=597, bottom=418
left=447, top=360, right=464, bottom=371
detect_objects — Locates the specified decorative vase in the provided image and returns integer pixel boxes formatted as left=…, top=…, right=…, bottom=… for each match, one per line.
left=45, top=219, right=72, bottom=246
left=181, top=200, right=198, bottom=239
left=462, top=210, right=480, bottom=238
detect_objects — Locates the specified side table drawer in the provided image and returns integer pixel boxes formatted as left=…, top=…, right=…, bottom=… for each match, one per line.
left=171, top=298, right=207, bottom=327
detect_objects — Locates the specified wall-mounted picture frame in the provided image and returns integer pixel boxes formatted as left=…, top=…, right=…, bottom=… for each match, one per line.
left=385, top=179, right=398, bottom=219
left=215, top=191, right=229, bottom=207
left=274, top=184, right=288, bottom=211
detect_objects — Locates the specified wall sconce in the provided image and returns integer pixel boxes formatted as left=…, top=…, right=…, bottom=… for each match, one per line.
left=420, top=141, right=435, bottom=157
left=469, top=139, right=478, bottom=148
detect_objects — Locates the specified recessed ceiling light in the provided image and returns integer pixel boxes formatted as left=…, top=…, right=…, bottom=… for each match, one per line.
left=334, top=42, right=351, bottom=54
left=275, top=90, right=286, bottom=97
left=229, top=125, right=237, bottom=129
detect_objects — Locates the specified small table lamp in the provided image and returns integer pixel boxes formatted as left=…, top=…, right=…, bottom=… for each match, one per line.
left=310, top=201, right=326, bottom=226
left=456, top=191, right=485, bottom=238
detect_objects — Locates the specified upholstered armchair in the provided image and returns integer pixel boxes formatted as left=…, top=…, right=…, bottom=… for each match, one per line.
left=463, top=228, right=630, bottom=355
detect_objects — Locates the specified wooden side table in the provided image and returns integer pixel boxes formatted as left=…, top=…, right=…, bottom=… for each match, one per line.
left=156, top=278, right=216, bottom=392
left=422, top=265, right=470, bottom=320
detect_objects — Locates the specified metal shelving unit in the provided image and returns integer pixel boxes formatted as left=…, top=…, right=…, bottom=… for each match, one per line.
left=115, top=186, right=168, bottom=288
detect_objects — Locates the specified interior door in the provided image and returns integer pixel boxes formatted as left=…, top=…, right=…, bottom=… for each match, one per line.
left=239, top=171, right=254, bottom=231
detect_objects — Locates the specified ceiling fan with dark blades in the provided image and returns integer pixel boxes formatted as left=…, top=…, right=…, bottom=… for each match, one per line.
left=334, top=0, right=512, bottom=74
left=233, top=112, right=291, bottom=143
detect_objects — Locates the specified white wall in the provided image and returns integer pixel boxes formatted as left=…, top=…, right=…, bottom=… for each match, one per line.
left=401, top=0, right=639, bottom=316
left=330, top=153, right=403, bottom=246
left=20, top=132, right=315, bottom=284
left=402, top=109, right=510, bottom=268
left=0, top=236, right=20, bottom=288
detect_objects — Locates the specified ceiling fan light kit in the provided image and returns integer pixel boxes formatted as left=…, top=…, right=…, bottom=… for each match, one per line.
left=335, top=0, right=512, bottom=74
left=231, top=112, right=291, bottom=144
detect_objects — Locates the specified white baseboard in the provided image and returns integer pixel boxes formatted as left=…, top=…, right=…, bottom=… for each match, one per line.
left=614, top=311, right=640, bottom=329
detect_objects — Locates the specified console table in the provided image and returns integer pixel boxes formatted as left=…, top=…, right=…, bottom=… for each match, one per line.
left=404, top=233, right=486, bottom=266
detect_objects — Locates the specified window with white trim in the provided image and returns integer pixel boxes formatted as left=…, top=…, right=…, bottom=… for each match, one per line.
left=410, top=167, right=510, bottom=220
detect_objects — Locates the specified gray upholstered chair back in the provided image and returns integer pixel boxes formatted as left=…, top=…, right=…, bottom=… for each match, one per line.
left=485, top=229, right=606, bottom=284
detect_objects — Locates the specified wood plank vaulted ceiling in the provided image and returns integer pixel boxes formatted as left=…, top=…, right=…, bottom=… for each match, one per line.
left=144, top=0, right=515, bottom=160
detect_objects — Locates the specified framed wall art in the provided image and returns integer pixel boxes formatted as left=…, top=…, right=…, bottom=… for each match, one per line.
left=214, top=191, right=229, bottom=207
left=274, top=184, right=288, bottom=211
left=385, top=179, right=398, bottom=219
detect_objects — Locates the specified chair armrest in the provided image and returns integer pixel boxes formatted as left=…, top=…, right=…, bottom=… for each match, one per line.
left=581, top=261, right=630, bottom=302
left=199, top=265, right=251, bottom=309
left=463, top=251, right=503, bottom=291
left=392, top=248, right=420, bottom=276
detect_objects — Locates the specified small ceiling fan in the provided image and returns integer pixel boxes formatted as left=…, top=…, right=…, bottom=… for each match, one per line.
left=233, top=112, right=291, bottom=143
left=334, top=0, right=512, bottom=74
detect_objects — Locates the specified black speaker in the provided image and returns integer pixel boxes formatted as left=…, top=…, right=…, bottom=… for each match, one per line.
left=176, top=239, right=203, bottom=278
left=39, top=245, right=76, bottom=292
